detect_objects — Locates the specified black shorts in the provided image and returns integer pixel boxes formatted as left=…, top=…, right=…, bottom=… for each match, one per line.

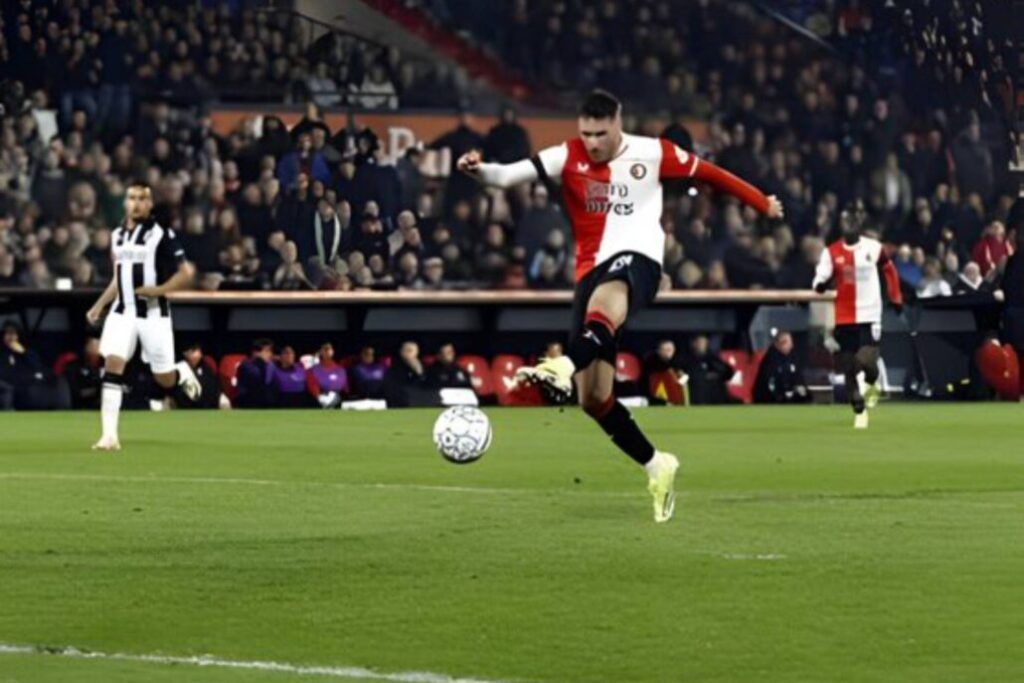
left=834, top=322, right=882, bottom=354
left=570, top=251, right=662, bottom=341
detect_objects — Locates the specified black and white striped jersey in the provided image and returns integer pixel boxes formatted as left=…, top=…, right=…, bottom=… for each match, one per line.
left=110, top=219, right=187, bottom=318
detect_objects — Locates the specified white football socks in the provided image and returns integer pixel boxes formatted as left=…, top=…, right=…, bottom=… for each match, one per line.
left=101, top=382, right=123, bottom=439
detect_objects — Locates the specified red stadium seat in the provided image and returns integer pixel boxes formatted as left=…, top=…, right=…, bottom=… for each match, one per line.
left=615, top=352, right=642, bottom=382
left=719, top=350, right=755, bottom=404
left=218, top=354, right=247, bottom=400
left=203, top=355, right=218, bottom=375
left=648, top=370, right=686, bottom=405
left=492, top=354, right=543, bottom=406
left=456, top=354, right=495, bottom=398
left=52, top=352, right=78, bottom=377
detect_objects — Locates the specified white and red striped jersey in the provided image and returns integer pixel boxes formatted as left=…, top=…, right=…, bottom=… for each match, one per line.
left=531, top=134, right=771, bottom=281
left=813, top=237, right=903, bottom=325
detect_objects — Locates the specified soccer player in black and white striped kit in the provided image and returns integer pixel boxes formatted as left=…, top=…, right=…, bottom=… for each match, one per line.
left=86, top=181, right=202, bottom=450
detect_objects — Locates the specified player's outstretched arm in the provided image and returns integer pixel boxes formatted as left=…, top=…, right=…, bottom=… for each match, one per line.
left=658, top=140, right=782, bottom=219
left=692, top=160, right=784, bottom=219
left=86, top=278, right=118, bottom=325
left=457, top=149, right=539, bottom=189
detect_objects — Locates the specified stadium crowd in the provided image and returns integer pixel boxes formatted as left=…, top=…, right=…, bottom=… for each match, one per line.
left=0, top=0, right=1020, bottom=302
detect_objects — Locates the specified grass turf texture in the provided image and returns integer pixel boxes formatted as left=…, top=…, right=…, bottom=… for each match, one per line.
left=1, top=405, right=1022, bottom=683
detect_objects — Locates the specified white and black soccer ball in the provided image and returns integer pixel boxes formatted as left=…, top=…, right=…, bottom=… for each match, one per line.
left=432, top=406, right=492, bottom=464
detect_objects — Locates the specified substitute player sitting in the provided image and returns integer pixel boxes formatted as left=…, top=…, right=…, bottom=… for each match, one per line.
left=458, top=90, right=782, bottom=522
left=86, top=181, right=202, bottom=451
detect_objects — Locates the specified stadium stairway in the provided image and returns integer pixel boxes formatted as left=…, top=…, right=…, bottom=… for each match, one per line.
left=295, top=0, right=546, bottom=107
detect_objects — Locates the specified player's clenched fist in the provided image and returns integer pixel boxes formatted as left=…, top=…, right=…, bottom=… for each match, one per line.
left=456, top=150, right=482, bottom=174
left=766, top=195, right=784, bottom=220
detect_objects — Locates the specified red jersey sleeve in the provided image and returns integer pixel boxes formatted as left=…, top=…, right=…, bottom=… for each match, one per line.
left=658, top=139, right=699, bottom=178
left=659, top=139, right=770, bottom=214
left=877, top=249, right=903, bottom=306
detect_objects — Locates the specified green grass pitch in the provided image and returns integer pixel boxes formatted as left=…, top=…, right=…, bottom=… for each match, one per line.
left=1, top=404, right=1023, bottom=683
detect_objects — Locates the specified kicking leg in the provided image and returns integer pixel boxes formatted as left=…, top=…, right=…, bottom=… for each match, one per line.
left=574, top=282, right=679, bottom=522
left=95, top=356, right=127, bottom=450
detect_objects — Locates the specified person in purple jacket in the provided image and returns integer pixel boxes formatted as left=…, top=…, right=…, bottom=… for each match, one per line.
left=306, top=342, right=349, bottom=408
left=272, top=346, right=314, bottom=408
left=234, top=338, right=276, bottom=408
left=350, top=345, right=386, bottom=399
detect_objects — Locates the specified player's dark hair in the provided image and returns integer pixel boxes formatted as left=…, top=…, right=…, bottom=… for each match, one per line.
left=127, top=178, right=151, bottom=191
left=579, top=89, right=621, bottom=120
left=252, top=338, right=273, bottom=352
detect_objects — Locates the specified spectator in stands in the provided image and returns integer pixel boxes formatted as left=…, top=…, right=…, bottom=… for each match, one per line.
left=724, top=228, right=775, bottom=289
left=0, top=251, right=17, bottom=288
left=306, top=62, right=343, bottom=109
left=483, top=105, right=531, bottom=164
left=384, top=340, right=439, bottom=407
left=426, top=343, right=472, bottom=389
left=528, top=229, right=568, bottom=286
left=894, top=244, right=923, bottom=288
left=272, top=345, right=313, bottom=408
left=276, top=132, right=330, bottom=191
left=517, top=184, right=568, bottom=268
left=306, top=342, right=348, bottom=408
left=475, top=223, right=512, bottom=285
left=642, top=340, right=687, bottom=406
left=953, top=262, right=993, bottom=296
left=355, top=203, right=389, bottom=261
left=174, top=343, right=221, bottom=409
left=62, top=336, right=104, bottom=410
left=869, top=152, right=913, bottom=221
left=421, top=257, right=446, bottom=289
left=681, top=335, right=736, bottom=405
left=234, top=338, right=276, bottom=408
left=349, top=62, right=398, bottom=110
left=430, top=111, right=485, bottom=217
left=273, top=241, right=312, bottom=290
left=753, top=332, right=810, bottom=404
left=972, top=221, right=1014, bottom=277
left=951, top=116, right=994, bottom=202
left=351, top=345, right=387, bottom=399
left=395, top=251, right=423, bottom=289
left=917, top=257, right=952, bottom=299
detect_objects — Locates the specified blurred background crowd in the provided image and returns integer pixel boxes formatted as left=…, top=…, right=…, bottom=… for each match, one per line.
left=0, top=0, right=1020, bottom=302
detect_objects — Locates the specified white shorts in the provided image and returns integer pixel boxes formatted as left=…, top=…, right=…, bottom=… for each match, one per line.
left=99, top=312, right=176, bottom=374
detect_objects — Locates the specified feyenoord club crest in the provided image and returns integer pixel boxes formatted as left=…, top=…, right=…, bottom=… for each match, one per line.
left=630, top=163, right=647, bottom=179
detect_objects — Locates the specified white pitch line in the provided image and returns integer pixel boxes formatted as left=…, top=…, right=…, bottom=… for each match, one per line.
left=0, top=643, right=519, bottom=683
left=0, top=472, right=637, bottom=498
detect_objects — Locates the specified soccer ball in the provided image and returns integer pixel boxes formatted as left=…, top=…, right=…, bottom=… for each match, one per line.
left=432, top=406, right=492, bottom=464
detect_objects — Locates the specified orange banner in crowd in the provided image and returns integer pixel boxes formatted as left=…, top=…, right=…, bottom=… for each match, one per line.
left=209, top=109, right=707, bottom=158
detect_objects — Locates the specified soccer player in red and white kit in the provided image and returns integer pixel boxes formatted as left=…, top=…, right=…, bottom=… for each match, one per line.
left=812, top=203, right=903, bottom=429
left=459, top=90, right=783, bottom=522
